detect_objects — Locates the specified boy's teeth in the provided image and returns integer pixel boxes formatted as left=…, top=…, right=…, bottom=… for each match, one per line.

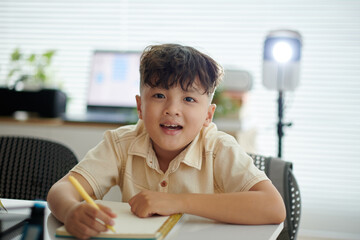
left=161, top=124, right=182, bottom=129
left=164, top=124, right=178, bottom=127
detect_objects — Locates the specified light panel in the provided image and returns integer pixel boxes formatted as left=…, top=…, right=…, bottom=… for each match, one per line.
left=262, top=30, right=302, bottom=91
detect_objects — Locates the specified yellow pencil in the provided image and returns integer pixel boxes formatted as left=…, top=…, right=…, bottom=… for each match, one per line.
left=68, top=176, right=116, bottom=233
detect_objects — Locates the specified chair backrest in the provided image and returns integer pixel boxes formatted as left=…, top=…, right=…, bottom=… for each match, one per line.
left=248, top=153, right=301, bottom=240
left=0, top=136, right=78, bottom=200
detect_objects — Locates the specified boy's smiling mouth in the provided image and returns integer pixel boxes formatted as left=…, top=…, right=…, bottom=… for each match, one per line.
left=160, top=123, right=183, bottom=130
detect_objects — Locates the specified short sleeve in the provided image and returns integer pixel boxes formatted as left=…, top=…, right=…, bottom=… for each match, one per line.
left=213, top=135, right=268, bottom=193
left=70, top=130, right=122, bottom=199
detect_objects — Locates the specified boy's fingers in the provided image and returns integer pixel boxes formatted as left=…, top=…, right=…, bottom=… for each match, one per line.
left=65, top=219, right=100, bottom=239
left=86, top=204, right=115, bottom=227
left=82, top=212, right=108, bottom=232
left=98, top=204, right=117, bottom=218
left=75, top=222, right=101, bottom=239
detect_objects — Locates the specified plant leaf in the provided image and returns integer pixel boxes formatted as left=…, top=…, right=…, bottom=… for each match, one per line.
left=7, top=68, right=19, bottom=78
left=43, top=50, right=56, bottom=64
left=28, top=53, right=36, bottom=63
left=11, top=48, right=22, bottom=61
left=36, top=69, right=47, bottom=83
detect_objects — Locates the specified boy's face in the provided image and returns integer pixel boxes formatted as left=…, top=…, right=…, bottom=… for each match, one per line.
left=136, top=78, right=216, bottom=159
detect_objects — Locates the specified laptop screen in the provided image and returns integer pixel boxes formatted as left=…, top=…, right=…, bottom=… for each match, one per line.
left=87, top=51, right=141, bottom=108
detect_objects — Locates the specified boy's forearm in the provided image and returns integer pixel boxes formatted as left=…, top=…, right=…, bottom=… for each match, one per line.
left=47, top=173, right=95, bottom=223
left=47, top=179, right=82, bottom=223
left=179, top=182, right=285, bottom=224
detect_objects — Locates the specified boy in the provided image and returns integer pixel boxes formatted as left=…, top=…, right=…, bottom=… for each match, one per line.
left=47, top=44, right=285, bottom=239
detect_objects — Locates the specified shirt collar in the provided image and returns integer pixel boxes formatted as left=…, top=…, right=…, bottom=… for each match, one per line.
left=128, top=121, right=216, bottom=171
left=180, top=123, right=217, bottom=170
left=127, top=120, right=151, bottom=159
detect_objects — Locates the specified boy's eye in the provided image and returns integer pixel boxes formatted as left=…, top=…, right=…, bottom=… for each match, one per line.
left=184, top=97, right=195, bottom=102
left=154, top=93, right=165, bottom=99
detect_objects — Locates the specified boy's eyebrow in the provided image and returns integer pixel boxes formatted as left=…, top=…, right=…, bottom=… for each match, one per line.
left=149, top=85, right=205, bottom=94
left=183, top=87, right=205, bottom=95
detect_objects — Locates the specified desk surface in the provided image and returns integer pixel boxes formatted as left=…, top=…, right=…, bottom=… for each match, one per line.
left=0, top=116, right=122, bottom=128
left=0, top=116, right=243, bottom=132
left=1, top=199, right=283, bottom=240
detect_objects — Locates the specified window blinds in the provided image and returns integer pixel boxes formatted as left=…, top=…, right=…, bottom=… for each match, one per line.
left=0, top=0, right=359, bottom=238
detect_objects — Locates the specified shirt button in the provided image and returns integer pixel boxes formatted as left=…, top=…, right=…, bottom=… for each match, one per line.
left=160, top=180, right=167, bottom=187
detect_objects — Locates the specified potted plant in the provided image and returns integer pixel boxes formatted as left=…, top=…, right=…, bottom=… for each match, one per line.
left=5, top=48, right=57, bottom=90
left=0, top=48, right=67, bottom=118
left=212, top=87, right=242, bottom=119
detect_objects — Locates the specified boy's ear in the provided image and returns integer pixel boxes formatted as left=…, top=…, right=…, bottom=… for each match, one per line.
left=135, top=95, right=143, bottom=119
left=203, top=104, right=216, bottom=127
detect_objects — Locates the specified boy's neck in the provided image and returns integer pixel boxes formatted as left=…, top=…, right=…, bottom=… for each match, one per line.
left=158, top=157, right=172, bottom=173
left=155, top=150, right=179, bottom=173
left=153, top=142, right=191, bottom=173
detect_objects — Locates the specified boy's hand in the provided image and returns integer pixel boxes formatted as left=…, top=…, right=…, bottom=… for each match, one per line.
left=64, top=202, right=116, bottom=239
left=128, top=190, right=181, bottom=218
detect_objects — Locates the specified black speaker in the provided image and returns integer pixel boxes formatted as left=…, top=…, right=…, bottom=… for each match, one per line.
left=0, top=88, right=67, bottom=118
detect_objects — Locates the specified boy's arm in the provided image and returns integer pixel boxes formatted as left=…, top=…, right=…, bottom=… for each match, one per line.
left=47, top=172, right=90, bottom=222
left=128, top=180, right=286, bottom=224
left=47, top=172, right=116, bottom=239
left=183, top=180, right=286, bottom=224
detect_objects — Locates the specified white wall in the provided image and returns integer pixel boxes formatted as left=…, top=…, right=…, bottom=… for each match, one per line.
left=0, top=122, right=106, bottom=160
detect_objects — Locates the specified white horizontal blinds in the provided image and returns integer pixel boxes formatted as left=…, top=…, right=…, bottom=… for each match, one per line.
left=0, top=1, right=132, bottom=113
left=247, top=2, right=360, bottom=238
left=0, top=0, right=360, bottom=238
left=245, top=2, right=360, bottom=237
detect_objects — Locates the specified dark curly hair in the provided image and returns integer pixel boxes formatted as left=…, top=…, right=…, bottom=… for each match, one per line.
left=140, top=44, right=223, bottom=96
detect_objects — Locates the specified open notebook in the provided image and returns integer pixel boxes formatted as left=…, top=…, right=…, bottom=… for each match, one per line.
left=55, top=200, right=183, bottom=240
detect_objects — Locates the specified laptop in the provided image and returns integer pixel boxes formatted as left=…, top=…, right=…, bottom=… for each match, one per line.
left=65, top=50, right=141, bottom=124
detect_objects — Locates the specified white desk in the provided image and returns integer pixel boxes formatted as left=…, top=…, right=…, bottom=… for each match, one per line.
left=1, top=199, right=283, bottom=240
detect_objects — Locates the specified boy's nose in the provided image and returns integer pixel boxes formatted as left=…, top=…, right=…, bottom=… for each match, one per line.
left=164, top=101, right=180, bottom=116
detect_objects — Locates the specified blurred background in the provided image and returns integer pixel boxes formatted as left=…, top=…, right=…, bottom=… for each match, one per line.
left=0, top=1, right=359, bottom=239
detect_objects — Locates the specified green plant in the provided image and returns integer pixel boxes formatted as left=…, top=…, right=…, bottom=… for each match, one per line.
left=6, top=48, right=56, bottom=90
left=212, top=87, right=242, bottom=118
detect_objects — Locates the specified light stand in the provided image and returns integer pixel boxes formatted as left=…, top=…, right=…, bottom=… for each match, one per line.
left=262, top=30, right=302, bottom=158
left=277, top=91, right=292, bottom=158
left=275, top=63, right=293, bottom=158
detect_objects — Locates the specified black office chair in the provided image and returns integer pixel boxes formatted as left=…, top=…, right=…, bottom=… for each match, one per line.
left=248, top=153, right=301, bottom=240
left=0, top=136, right=78, bottom=200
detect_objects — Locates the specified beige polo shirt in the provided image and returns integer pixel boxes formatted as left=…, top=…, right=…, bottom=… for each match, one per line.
left=71, top=120, right=268, bottom=202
